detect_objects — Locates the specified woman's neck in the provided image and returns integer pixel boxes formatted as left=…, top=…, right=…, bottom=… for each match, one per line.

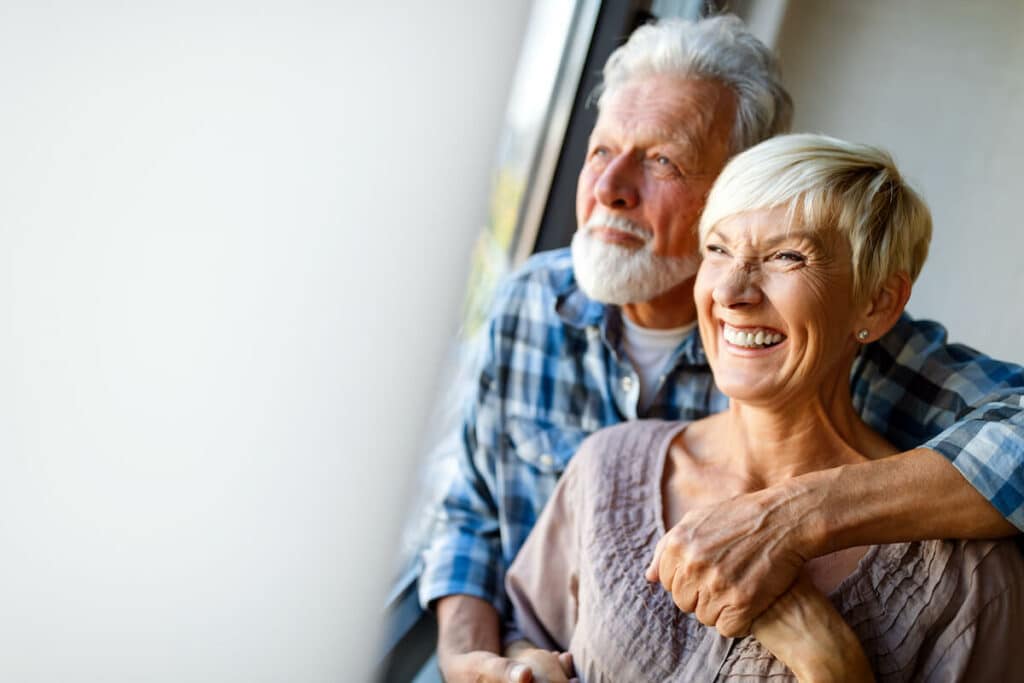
left=700, top=372, right=894, bottom=490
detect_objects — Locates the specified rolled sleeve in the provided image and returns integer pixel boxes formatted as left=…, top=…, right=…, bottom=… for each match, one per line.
left=418, top=441, right=508, bottom=614
left=418, top=309, right=510, bottom=614
left=926, top=395, right=1024, bottom=530
left=857, top=315, right=1024, bottom=530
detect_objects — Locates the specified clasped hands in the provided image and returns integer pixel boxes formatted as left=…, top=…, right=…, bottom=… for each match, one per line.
left=645, top=481, right=874, bottom=680
left=442, top=651, right=577, bottom=679
left=445, top=481, right=847, bottom=682
left=645, top=481, right=817, bottom=638
left=443, top=648, right=576, bottom=683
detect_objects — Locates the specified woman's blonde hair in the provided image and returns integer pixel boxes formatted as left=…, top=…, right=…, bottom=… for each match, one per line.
left=698, top=133, right=932, bottom=302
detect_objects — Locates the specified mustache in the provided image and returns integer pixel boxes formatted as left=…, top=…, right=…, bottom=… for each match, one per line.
left=583, top=212, right=651, bottom=241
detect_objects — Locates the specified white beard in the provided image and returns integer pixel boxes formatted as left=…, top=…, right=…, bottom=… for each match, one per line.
left=571, top=214, right=697, bottom=305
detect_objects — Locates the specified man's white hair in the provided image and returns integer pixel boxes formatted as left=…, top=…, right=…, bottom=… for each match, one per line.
left=598, top=15, right=793, bottom=154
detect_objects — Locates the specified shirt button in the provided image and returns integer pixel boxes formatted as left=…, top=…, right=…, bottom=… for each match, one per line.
left=621, top=376, right=634, bottom=392
left=539, top=454, right=554, bottom=467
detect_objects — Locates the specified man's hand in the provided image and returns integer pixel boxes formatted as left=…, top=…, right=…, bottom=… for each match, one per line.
left=645, top=480, right=820, bottom=637
left=437, top=595, right=537, bottom=683
left=645, top=447, right=1017, bottom=638
left=440, top=650, right=535, bottom=683
left=506, top=642, right=576, bottom=683
left=438, top=637, right=575, bottom=683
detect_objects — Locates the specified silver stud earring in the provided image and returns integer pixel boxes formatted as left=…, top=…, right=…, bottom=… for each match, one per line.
left=857, top=329, right=870, bottom=341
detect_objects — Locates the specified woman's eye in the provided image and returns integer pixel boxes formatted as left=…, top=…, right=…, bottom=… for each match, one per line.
left=705, top=244, right=728, bottom=256
left=774, top=251, right=806, bottom=263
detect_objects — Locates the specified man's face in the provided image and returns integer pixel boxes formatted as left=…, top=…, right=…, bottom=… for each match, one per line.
left=572, top=74, right=736, bottom=305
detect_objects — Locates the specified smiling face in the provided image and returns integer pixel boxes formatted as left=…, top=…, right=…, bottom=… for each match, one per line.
left=695, top=206, right=865, bottom=405
left=572, top=74, right=736, bottom=305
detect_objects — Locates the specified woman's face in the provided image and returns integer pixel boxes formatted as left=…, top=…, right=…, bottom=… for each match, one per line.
left=695, top=206, right=863, bottom=406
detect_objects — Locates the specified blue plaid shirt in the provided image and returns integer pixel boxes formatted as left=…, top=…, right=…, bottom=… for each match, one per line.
left=418, top=248, right=1024, bottom=617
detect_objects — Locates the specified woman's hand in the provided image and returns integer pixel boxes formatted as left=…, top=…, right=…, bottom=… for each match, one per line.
left=504, top=641, right=577, bottom=683
left=751, top=573, right=873, bottom=682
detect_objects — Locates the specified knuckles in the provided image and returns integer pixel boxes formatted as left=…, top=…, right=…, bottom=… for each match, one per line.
left=730, top=586, right=756, bottom=612
left=650, top=501, right=795, bottom=635
left=716, top=615, right=750, bottom=639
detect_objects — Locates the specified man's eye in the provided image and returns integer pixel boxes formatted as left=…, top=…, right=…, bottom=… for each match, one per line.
left=591, top=147, right=609, bottom=158
left=647, top=154, right=680, bottom=177
left=653, top=155, right=678, bottom=170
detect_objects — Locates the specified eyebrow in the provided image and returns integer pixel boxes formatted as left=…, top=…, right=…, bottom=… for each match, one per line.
left=589, top=123, right=706, bottom=168
left=708, top=227, right=827, bottom=249
left=662, top=133, right=705, bottom=167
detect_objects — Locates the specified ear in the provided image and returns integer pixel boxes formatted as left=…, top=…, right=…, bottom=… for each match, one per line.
left=854, top=271, right=911, bottom=343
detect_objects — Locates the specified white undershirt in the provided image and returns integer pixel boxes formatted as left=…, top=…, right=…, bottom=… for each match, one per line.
left=620, top=315, right=696, bottom=413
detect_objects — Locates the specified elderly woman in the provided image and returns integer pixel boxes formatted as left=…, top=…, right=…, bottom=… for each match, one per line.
left=503, top=134, right=1024, bottom=682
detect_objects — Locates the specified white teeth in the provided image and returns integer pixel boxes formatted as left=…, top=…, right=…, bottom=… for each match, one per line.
left=723, top=324, right=785, bottom=349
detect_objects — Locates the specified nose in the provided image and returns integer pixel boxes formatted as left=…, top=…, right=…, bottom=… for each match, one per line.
left=712, top=262, right=763, bottom=309
left=594, top=153, right=639, bottom=209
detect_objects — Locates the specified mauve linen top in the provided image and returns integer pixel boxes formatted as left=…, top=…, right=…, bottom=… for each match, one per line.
left=506, top=420, right=1024, bottom=682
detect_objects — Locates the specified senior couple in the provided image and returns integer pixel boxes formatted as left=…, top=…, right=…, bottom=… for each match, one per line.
left=419, top=16, right=1024, bottom=682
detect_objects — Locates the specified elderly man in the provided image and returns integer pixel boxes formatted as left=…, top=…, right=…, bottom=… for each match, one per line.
left=419, top=15, right=1024, bottom=683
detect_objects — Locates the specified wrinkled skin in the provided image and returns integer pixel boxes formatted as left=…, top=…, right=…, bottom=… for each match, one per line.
left=646, top=480, right=817, bottom=637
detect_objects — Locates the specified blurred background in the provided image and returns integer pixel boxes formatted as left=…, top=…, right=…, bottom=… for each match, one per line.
left=0, top=1, right=530, bottom=681
left=1, top=0, right=1020, bottom=681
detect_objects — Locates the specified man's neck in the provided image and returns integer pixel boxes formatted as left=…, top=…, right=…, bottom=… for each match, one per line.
left=621, top=277, right=697, bottom=329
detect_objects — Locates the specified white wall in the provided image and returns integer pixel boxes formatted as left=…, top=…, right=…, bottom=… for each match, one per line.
left=776, top=0, right=1024, bottom=364
left=0, top=2, right=530, bottom=681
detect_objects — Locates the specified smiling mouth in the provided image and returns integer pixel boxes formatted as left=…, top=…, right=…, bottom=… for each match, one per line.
left=723, top=323, right=786, bottom=349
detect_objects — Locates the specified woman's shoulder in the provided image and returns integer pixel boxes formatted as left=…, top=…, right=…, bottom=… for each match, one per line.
left=869, top=537, right=1024, bottom=602
left=909, top=538, right=1024, bottom=676
left=832, top=538, right=1024, bottom=677
left=950, top=537, right=1024, bottom=601
left=572, top=419, right=687, bottom=475
left=883, top=537, right=1024, bottom=629
left=563, top=420, right=688, bottom=501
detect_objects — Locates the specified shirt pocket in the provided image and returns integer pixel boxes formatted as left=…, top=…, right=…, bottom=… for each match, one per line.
left=506, top=417, right=590, bottom=475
